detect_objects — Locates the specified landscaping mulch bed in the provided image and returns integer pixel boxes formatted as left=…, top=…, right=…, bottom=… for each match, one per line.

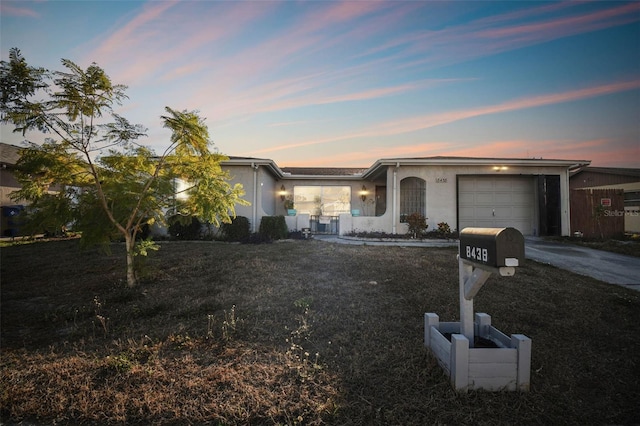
left=2, top=239, right=640, bottom=425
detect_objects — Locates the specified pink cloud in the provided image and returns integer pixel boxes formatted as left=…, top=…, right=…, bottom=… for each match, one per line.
left=281, top=138, right=631, bottom=168
left=158, top=61, right=209, bottom=82
left=588, top=146, right=640, bottom=168
left=187, top=2, right=409, bottom=114
left=293, top=0, right=391, bottom=36
left=368, top=79, right=640, bottom=137
left=202, top=2, right=390, bottom=91
left=0, top=2, right=39, bottom=18
left=268, top=120, right=317, bottom=128
left=92, top=0, right=179, bottom=59
left=198, top=70, right=454, bottom=127
left=243, top=78, right=640, bottom=162
left=479, top=2, right=640, bottom=41
left=251, top=78, right=464, bottom=115
left=88, top=1, right=277, bottom=86
left=366, top=2, right=640, bottom=74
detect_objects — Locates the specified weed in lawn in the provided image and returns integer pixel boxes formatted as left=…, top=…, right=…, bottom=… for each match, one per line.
left=207, top=314, right=215, bottom=339
left=92, top=296, right=108, bottom=337
left=286, top=299, right=322, bottom=383
left=168, top=333, right=196, bottom=350
left=221, top=305, right=243, bottom=341
left=105, top=352, right=134, bottom=374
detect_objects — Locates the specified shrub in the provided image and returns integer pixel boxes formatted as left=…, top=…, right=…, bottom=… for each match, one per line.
left=220, top=216, right=250, bottom=242
left=405, top=212, right=428, bottom=238
left=287, top=231, right=308, bottom=240
left=244, top=232, right=273, bottom=244
left=259, top=216, right=288, bottom=240
left=167, top=215, right=202, bottom=240
left=436, top=222, right=451, bottom=235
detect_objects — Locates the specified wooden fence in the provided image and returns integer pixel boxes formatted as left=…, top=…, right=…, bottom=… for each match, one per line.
left=570, top=189, right=624, bottom=239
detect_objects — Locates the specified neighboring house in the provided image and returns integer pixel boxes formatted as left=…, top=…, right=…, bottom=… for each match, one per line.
left=570, top=167, right=640, bottom=234
left=224, top=156, right=590, bottom=237
left=0, top=143, right=24, bottom=206
left=1, top=143, right=28, bottom=236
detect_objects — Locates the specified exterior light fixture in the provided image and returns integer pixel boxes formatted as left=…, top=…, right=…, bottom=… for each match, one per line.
left=279, top=184, right=286, bottom=201
left=360, top=185, right=367, bottom=202
left=493, top=166, right=509, bottom=172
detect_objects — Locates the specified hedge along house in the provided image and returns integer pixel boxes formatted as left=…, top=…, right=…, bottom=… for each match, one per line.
left=222, top=156, right=590, bottom=237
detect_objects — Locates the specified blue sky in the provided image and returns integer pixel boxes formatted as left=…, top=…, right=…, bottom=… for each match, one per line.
left=1, top=0, right=639, bottom=167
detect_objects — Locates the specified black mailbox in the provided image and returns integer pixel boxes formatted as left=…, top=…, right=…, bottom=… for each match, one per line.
left=459, top=227, right=524, bottom=268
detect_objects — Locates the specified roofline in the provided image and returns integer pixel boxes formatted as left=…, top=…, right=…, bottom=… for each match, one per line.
left=362, top=157, right=591, bottom=179
left=571, top=166, right=640, bottom=176
left=222, top=157, right=284, bottom=178
left=279, top=173, right=363, bottom=181
left=222, top=157, right=365, bottom=180
left=223, top=156, right=592, bottom=180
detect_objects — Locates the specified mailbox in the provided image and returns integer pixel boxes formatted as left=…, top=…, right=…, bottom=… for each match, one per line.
left=459, top=227, right=524, bottom=268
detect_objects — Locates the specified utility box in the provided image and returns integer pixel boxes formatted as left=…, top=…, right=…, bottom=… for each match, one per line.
left=459, top=227, right=524, bottom=268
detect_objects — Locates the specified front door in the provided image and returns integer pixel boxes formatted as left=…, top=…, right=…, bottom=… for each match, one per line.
left=375, top=186, right=387, bottom=216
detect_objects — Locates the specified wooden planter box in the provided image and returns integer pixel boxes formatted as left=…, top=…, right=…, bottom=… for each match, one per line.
left=424, top=312, right=531, bottom=392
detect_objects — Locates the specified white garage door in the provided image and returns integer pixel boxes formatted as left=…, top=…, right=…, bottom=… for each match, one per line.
left=458, top=176, right=535, bottom=235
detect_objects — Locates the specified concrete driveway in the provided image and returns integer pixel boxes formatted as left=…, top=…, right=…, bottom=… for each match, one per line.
left=525, top=237, right=640, bottom=291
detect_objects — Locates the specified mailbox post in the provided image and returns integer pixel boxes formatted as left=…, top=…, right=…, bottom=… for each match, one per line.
left=458, top=227, right=524, bottom=346
left=424, top=227, right=531, bottom=391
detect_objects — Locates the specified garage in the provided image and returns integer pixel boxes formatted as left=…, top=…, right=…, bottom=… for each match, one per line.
left=458, top=176, right=535, bottom=235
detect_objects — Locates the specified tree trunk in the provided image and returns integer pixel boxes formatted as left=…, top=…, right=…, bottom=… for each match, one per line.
left=125, top=234, right=137, bottom=287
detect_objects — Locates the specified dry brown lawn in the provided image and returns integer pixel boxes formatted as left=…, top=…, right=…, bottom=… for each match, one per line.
left=1, top=238, right=640, bottom=425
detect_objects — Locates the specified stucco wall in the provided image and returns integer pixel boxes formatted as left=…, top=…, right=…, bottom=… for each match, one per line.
left=225, top=161, right=574, bottom=237
left=383, top=164, right=572, bottom=236
left=225, top=164, right=279, bottom=232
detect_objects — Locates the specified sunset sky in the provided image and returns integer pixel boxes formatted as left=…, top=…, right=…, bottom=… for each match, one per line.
left=1, top=1, right=639, bottom=167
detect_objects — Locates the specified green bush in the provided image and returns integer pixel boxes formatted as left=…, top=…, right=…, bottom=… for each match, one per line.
left=168, top=215, right=202, bottom=240
left=259, top=216, right=288, bottom=240
left=220, top=216, right=251, bottom=242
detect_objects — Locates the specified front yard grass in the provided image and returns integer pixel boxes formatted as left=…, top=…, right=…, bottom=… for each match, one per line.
left=1, top=239, right=639, bottom=425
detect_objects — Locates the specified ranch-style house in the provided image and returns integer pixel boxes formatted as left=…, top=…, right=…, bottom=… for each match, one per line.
left=221, top=156, right=591, bottom=237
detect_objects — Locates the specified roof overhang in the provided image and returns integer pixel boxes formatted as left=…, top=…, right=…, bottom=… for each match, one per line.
left=279, top=173, right=363, bottom=181
left=362, top=157, right=592, bottom=180
left=222, top=157, right=285, bottom=179
left=221, top=155, right=592, bottom=182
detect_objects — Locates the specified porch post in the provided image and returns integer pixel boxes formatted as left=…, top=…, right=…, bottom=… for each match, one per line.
left=252, top=163, right=258, bottom=233
left=392, top=163, right=399, bottom=234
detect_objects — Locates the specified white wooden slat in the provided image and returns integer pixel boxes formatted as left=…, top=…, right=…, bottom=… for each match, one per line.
left=470, top=377, right=517, bottom=391
left=451, top=334, right=469, bottom=391
left=489, top=327, right=512, bottom=347
left=440, top=322, right=460, bottom=334
left=469, top=362, right=517, bottom=378
left=469, top=348, right=517, bottom=364
left=431, top=332, right=452, bottom=370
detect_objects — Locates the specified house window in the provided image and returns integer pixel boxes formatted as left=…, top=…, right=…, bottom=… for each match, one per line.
left=624, top=191, right=640, bottom=207
left=400, top=177, right=425, bottom=222
left=294, top=186, right=351, bottom=215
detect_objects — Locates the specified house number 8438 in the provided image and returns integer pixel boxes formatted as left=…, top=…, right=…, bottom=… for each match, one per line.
left=465, top=245, right=488, bottom=263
